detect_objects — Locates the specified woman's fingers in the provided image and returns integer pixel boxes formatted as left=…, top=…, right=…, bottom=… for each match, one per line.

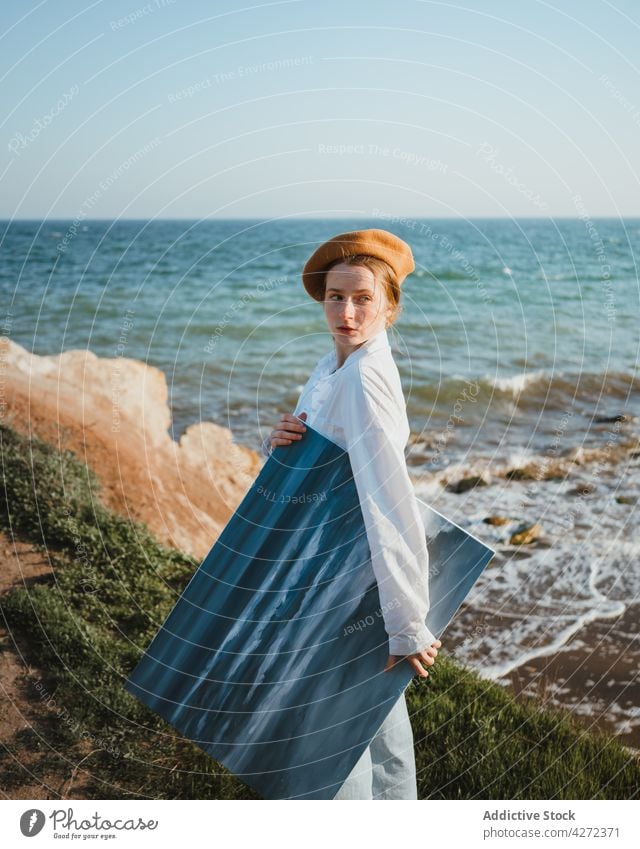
left=384, top=652, right=438, bottom=677
left=281, top=412, right=306, bottom=424
left=274, top=426, right=305, bottom=443
left=275, top=431, right=302, bottom=443
left=269, top=412, right=307, bottom=448
left=278, top=414, right=307, bottom=433
left=409, top=657, right=429, bottom=677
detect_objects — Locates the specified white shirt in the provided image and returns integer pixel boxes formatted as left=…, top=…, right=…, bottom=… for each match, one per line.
left=261, top=325, right=436, bottom=657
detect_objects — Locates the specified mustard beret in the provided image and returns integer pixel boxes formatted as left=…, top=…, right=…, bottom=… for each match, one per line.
left=302, top=228, right=415, bottom=301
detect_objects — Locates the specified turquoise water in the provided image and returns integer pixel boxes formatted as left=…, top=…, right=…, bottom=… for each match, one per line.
left=2, top=217, right=638, bottom=464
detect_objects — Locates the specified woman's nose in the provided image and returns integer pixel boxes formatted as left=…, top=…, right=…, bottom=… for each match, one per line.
left=341, top=298, right=356, bottom=318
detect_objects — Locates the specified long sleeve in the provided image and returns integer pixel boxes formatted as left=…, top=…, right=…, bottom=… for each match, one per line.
left=342, top=366, right=436, bottom=657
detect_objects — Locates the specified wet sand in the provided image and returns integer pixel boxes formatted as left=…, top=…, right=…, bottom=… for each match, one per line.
left=449, top=603, right=640, bottom=751
left=500, top=605, right=640, bottom=750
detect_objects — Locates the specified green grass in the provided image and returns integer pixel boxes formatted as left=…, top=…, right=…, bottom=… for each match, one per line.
left=0, top=422, right=638, bottom=799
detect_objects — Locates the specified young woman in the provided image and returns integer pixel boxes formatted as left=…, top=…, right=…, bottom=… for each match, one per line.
left=262, top=229, right=442, bottom=800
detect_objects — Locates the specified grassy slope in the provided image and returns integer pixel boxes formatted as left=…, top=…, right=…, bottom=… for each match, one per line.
left=0, top=422, right=637, bottom=799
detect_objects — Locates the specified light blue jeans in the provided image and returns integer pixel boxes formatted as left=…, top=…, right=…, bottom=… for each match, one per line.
left=333, top=691, right=418, bottom=800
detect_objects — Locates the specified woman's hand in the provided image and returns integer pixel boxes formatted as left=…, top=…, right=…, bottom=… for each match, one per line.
left=266, top=411, right=307, bottom=451
left=383, top=639, right=442, bottom=677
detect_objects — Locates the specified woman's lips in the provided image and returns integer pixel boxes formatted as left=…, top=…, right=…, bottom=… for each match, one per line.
left=337, top=326, right=357, bottom=333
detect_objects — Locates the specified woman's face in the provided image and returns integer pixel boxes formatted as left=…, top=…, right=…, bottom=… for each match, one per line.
left=323, top=263, right=392, bottom=349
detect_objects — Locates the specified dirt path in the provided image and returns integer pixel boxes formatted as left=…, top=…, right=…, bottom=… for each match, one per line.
left=0, top=531, right=96, bottom=799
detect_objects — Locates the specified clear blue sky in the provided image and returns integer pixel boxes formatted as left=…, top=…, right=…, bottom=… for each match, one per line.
left=1, top=0, right=639, bottom=219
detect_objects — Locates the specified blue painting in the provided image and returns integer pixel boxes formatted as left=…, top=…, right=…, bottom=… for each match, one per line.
left=123, top=423, right=495, bottom=799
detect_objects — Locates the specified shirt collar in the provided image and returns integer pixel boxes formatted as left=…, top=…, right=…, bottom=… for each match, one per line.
left=328, top=325, right=390, bottom=374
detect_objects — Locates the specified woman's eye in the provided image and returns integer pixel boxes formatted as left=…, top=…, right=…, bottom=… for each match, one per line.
left=327, top=294, right=371, bottom=302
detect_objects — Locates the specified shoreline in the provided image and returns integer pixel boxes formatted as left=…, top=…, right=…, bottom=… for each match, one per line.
left=493, top=605, right=640, bottom=749
left=407, top=447, right=640, bottom=752
left=441, top=592, right=640, bottom=749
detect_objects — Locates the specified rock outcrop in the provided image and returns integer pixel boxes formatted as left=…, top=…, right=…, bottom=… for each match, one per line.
left=0, top=336, right=262, bottom=559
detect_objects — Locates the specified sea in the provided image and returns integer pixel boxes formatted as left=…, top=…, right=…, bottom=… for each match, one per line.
left=1, top=217, right=639, bottom=746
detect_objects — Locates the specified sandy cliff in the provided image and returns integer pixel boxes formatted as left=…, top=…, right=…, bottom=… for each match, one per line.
left=0, top=336, right=262, bottom=559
